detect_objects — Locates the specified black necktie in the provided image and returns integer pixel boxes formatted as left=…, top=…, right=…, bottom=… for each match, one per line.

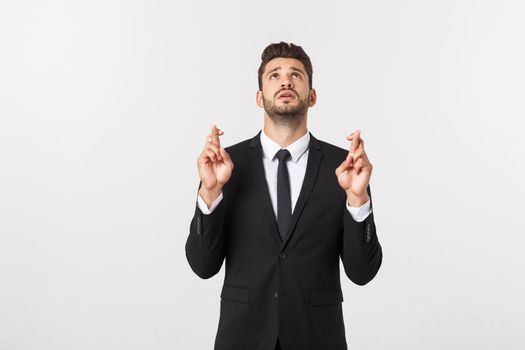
left=276, top=149, right=292, bottom=240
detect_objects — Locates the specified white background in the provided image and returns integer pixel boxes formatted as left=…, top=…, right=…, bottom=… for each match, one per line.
left=1, top=0, right=524, bottom=349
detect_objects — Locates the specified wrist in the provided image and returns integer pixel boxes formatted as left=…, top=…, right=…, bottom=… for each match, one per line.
left=199, top=187, right=222, bottom=207
left=346, top=192, right=369, bottom=207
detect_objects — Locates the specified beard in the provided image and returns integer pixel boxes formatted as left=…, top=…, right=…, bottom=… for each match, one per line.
left=262, top=91, right=310, bottom=128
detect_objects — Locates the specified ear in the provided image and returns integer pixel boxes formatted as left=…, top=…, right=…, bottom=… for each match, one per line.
left=256, top=90, right=264, bottom=108
left=308, top=88, right=317, bottom=107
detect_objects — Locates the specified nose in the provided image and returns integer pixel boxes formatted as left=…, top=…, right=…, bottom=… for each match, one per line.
left=281, top=75, right=293, bottom=88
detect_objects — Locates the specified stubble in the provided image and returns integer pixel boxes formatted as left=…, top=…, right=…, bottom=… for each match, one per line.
left=262, top=91, right=310, bottom=129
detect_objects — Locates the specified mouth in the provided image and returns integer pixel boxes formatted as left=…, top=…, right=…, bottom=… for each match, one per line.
left=277, top=91, right=296, bottom=100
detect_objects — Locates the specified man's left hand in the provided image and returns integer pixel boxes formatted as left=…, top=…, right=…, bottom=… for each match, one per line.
left=335, top=130, right=372, bottom=207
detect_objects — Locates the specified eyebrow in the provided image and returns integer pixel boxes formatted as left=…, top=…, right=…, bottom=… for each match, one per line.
left=266, top=66, right=305, bottom=76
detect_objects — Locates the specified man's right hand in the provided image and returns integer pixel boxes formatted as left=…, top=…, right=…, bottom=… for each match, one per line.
left=197, top=125, right=234, bottom=207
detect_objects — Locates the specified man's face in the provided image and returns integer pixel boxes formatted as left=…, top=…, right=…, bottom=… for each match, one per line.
left=256, top=57, right=316, bottom=127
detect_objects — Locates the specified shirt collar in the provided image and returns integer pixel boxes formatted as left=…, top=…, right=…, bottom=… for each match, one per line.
left=260, top=129, right=310, bottom=163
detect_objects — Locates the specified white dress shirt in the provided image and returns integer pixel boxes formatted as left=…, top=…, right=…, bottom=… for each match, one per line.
left=197, top=129, right=371, bottom=222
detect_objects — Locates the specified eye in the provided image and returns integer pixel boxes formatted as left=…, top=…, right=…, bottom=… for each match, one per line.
left=269, top=73, right=278, bottom=79
left=292, top=72, right=302, bottom=78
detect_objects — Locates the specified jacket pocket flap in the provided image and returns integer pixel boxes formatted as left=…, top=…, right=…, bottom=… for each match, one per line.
left=310, top=290, right=343, bottom=306
left=221, top=285, right=250, bottom=303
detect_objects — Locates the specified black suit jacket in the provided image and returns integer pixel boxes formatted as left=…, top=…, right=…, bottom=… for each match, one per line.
left=186, top=131, right=382, bottom=350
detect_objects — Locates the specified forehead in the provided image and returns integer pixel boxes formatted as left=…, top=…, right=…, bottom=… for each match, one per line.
left=263, top=57, right=306, bottom=74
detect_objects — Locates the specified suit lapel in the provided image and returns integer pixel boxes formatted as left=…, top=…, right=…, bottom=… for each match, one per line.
left=249, top=132, right=282, bottom=246
left=281, top=133, right=323, bottom=251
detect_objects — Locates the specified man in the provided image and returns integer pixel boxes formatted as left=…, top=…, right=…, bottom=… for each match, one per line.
left=185, top=42, right=382, bottom=350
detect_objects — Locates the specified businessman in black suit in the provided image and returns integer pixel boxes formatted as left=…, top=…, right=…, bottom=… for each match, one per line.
left=186, top=42, right=382, bottom=350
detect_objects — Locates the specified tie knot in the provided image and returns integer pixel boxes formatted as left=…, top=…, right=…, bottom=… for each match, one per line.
left=275, top=149, right=291, bottom=162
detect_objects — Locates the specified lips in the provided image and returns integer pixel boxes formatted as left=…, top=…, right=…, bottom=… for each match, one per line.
left=277, top=91, right=296, bottom=99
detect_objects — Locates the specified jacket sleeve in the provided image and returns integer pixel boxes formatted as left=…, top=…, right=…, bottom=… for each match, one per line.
left=340, top=185, right=382, bottom=286
left=185, top=185, right=227, bottom=279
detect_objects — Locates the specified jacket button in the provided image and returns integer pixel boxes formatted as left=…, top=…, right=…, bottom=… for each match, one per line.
left=279, top=253, right=287, bottom=260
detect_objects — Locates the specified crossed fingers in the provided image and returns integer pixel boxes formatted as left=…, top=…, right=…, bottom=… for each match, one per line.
left=204, top=125, right=224, bottom=162
left=346, top=130, right=370, bottom=173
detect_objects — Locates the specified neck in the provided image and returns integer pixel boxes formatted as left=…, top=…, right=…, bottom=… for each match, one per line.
left=263, top=114, right=308, bottom=148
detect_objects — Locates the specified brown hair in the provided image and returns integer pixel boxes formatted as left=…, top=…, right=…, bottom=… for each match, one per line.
left=257, top=42, right=313, bottom=90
